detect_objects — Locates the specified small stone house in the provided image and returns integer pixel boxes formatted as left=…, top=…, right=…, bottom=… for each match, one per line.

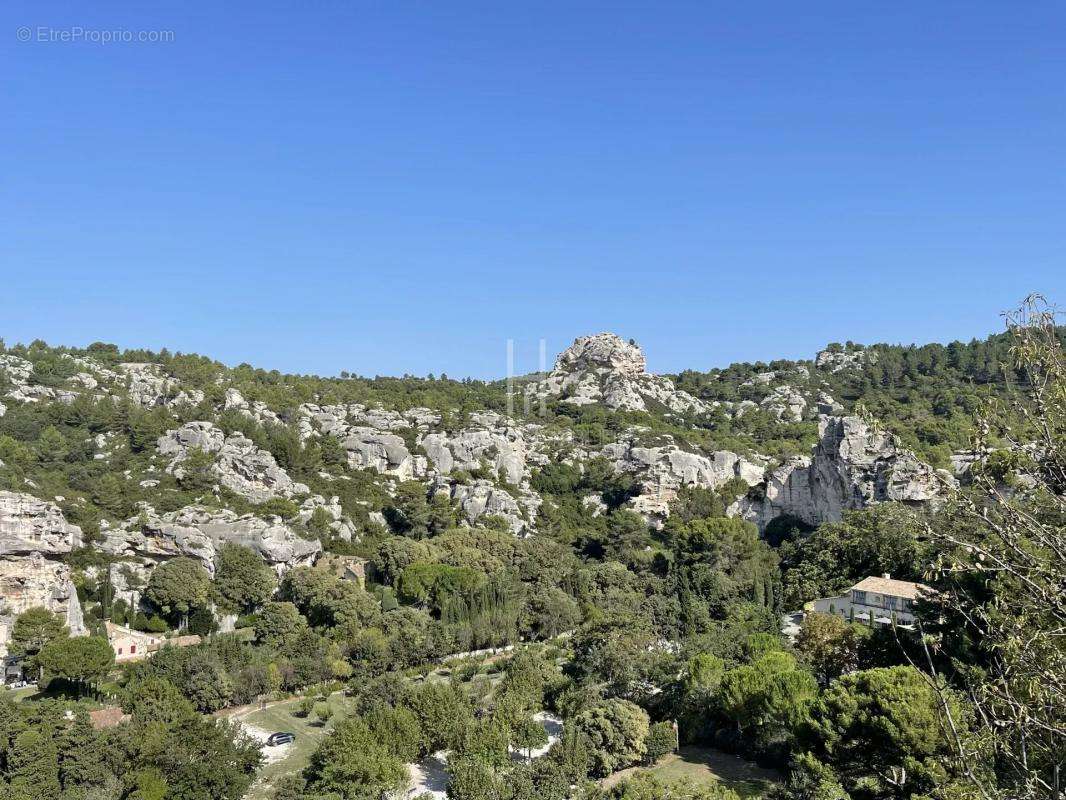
left=105, top=622, right=164, bottom=662
left=810, top=574, right=930, bottom=628
left=105, top=622, right=201, bottom=663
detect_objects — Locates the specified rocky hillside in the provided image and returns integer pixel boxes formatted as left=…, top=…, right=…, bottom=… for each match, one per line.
left=0, top=330, right=1021, bottom=654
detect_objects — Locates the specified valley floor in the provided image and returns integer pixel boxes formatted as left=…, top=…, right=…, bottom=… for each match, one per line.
left=602, top=746, right=781, bottom=799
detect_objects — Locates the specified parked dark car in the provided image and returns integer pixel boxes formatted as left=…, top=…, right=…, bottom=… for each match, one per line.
left=266, top=732, right=296, bottom=746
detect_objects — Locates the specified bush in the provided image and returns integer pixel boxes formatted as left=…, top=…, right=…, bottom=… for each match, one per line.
left=314, top=702, right=333, bottom=725
left=296, top=696, right=316, bottom=718
left=644, top=721, right=677, bottom=764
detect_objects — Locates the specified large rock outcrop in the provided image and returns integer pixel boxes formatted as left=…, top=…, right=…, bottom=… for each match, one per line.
left=814, top=348, right=875, bottom=374
left=0, top=493, right=86, bottom=657
left=734, top=415, right=953, bottom=529
left=101, top=505, right=322, bottom=576
left=158, top=421, right=310, bottom=502
left=602, top=439, right=765, bottom=524
left=119, top=363, right=204, bottom=408
left=532, top=334, right=714, bottom=415
left=0, top=354, right=78, bottom=404
left=432, top=477, right=542, bottom=534
left=1, top=491, right=83, bottom=554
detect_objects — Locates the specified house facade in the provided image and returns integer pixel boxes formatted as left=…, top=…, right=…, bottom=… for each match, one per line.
left=104, top=622, right=201, bottom=662
left=810, top=574, right=929, bottom=628
left=105, top=622, right=164, bottom=662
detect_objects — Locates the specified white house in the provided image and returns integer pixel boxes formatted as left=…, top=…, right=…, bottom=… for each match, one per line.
left=810, top=574, right=930, bottom=629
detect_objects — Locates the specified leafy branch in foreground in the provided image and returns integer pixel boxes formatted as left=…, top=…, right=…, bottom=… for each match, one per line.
left=924, top=294, right=1066, bottom=800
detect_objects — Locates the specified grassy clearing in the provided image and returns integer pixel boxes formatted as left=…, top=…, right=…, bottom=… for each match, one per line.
left=604, top=746, right=780, bottom=799
left=241, top=692, right=354, bottom=800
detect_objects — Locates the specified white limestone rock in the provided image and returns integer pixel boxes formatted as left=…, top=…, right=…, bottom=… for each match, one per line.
left=103, top=505, right=322, bottom=576
left=158, top=421, right=310, bottom=502
left=343, top=428, right=423, bottom=478
left=0, top=494, right=86, bottom=656
left=436, top=478, right=540, bottom=534
left=0, top=491, right=83, bottom=555
left=733, top=415, right=953, bottom=529
left=815, top=348, right=875, bottom=374
left=119, top=363, right=204, bottom=408
left=532, top=334, right=713, bottom=415
left=223, top=388, right=283, bottom=427
left=760, top=385, right=808, bottom=422
left=602, top=439, right=765, bottom=525
left=0, top=554, right=86, bottom=657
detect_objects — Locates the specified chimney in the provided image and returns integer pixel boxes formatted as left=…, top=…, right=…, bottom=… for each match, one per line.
left=882, top=573, right=891, bottom=580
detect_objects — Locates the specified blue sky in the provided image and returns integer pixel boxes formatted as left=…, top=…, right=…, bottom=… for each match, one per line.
left=2, top=2, right=1063, bottom=378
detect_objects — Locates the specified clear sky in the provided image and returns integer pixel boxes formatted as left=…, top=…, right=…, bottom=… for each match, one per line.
left=2, top=2, right=1063, bottom=379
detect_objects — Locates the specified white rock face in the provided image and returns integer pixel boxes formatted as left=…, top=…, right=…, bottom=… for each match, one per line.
left=556, top=334, right=647, bottom=377
left=343, top=429, right=421, bottom=477
left=0, top=494, right=87, bottom=656
left=101, top=505, right=322, bottom=576
left=299, top=402, right=555, bottom=533
left=119, top=363, right=204, bottom=408
left=0, top=354, right=78, bottom=404
left=297, top=403, right=441, bottom=478
left=815, top=348, right=875, bottom=374
left=0, top=555, right=86, bottom=657
left=733, top=415, right=952, bottom=529
left=760, top=385, right=808, bottom=422
left=158, top=422, right=310, bottom=502
left=603, top=439, right=765, bottom=524
left=224, top=388, right=283, bottom=427
left=421, top=412, right=541, bottom=486
left=533, top=334, right=713, bottom=415
left=434, top=478, right=541, bottom=534
left=0, top=492, right=83, bottom=555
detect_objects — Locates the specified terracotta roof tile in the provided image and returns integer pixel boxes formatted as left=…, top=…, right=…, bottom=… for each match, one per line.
left=850, top=576, right=930, bottom=600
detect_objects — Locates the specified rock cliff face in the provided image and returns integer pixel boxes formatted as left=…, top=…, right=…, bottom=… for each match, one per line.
left=101, top=505, right=322, bottom=576
left=158, top=422, right=311, bottom=502
left=733, top=415, right=953, bottom=529
left=603, top=439, right=765, bottom=524
left=0, top=493, right=86, bottom=657
left=298, top=403, right=555, bottom=533
left=0, top=491, right=83, bottom=554
left=532, top=334, right=714, bottom=415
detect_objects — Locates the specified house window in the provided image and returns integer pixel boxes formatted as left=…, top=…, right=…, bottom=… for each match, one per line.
left=852, top=590, right=867, bottom=605
left=117, top=648, right=123, bottom=655
left=130, top=645, right=136, bottom=654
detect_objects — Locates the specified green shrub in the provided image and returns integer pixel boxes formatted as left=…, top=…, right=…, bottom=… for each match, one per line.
left=644, top=721, right=677, bottom=764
